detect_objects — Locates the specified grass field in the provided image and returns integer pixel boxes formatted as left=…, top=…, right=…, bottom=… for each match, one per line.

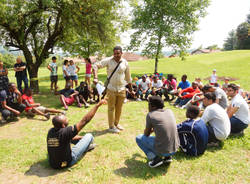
left=0, top=50, right=249, bottom=184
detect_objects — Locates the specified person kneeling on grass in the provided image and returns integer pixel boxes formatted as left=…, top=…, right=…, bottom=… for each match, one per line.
left=47, top=99, right=106, bottom=169
left=22, top=88, right=64, bottom=120
left=55, top=82, right=82, bottom=110
left=136, top=96, right=179, bottom=168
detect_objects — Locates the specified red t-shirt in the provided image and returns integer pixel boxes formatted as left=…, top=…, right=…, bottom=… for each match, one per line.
left=22, top=94, right=34, bottom=112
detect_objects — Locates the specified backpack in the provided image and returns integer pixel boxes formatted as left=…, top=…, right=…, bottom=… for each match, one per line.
left=177, top=119, right=208, bottom=156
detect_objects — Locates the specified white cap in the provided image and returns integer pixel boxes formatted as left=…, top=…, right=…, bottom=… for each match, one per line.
left=213, top=69, right=216, bottom=72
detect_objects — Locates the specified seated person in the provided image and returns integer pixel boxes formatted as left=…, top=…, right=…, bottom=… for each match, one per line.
left=222, top=78, right=230, bottom=92
left=125, top=82, right=138, bottom=100
left=47, top=99, right=106, bottom=169
left=136, top=96, right=179, bottom=168
left=162, top=74, right=177, bottom=101
left=176, top=74, right=191, bottom=92
left=22, top=88, right=64, bottom=120
left=174, top=82, right=200, bottom=108
left=201, top=92, right=230, bottom=144
left=150, top=76, right=163, bottom=97
left=226, top=84, right=249, bottom=134
left=202, top=84, right=228, bottom=109
left=138, top=75, right=151, bottom=100
left=91, top=79, right=105, bottom=103
left=177, top=105, right=208, bottom=156
left=55, top=82, right=82, bottom=110
left=0, top=83, right=25, bottom=122
left=195, top=77, right=203, bottom=87
left=75, top=82, right=91, bottom=108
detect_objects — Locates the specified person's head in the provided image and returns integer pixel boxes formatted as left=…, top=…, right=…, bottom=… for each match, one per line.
left=24, top=87, right=33, bottom=96
left=63, top=60, right=69, bottom=66
left=186, top=105, right=200, bottom=119
left=52, top=56, right=57, bottom=63
left=213, top=69, right=216, bottom=74
left=93, top=79, right=98, bottom=85
left=214, top=83, right=220, bottom=87
left=65, top=82, right=72, bottom=89
left=113, top=46, right=123, bottom=62
left=133, top=77, right=138, bottom=82
left=202, top=84, right=214, bottom=93
left=85, top=58, right=91, bottom=64
left=195, top=77, right=201, bottom=82
left=52, top=115, right=69, bottom=129
left=161, top=76, right=166, bottom=81
left=224, top=78, right=229, bottom=84
left=181, top=74, right=187, bottom=82
left=192, top=82, right=199, bottom=89
left=80, top=81, right=88, bottom=88
left=142, top=75, right=146, bottom=82
left=16, top=57, right=22, bottom=64
left=227, top=83, right=238, bottom=98
left=153, top=76, right=158, bottom=83
left=148, top=96, right=164, bottom=112
left=8, top=83, right=17, bottom=92
left=203, top=92, right=216, bottom=107
left=70, top=60, right=74, bottom=65
left=167, top=74, right=173, bottom=81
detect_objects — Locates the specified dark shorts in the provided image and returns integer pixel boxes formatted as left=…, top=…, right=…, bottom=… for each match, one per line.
left=70, top=75, right=78, bottom=81
left=64, top=76, right=71, bottom=81
left=50, top=75, right=58, bottom=82
left=206, top=124, right=219, bottom=143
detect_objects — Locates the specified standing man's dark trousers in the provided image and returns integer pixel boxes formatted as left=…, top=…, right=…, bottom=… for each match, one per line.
left=1, top=103, right=26, bottom=120
left=16, top=76, right=29, bottom=93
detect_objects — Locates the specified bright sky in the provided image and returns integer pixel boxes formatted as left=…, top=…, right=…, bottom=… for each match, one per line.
left=120, top=0, right=250, bottom=50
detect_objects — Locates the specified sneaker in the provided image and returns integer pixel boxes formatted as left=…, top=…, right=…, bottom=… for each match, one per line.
left=116, top=124, right=124, bottom=131
left=148, top=156, right=164, bottom=168
left=230, top=131, right=244, bottom=136
left=87, top=143, right=97, bottom=152
left=124, top=98, right=128, bottom=103
left=85, top=103, right=90, bottom=108
left=163, top=156, right=173, bottom=163
left=45, top=113, right=50, bottom=120
left=136, top=98, right=142, bottom=101
left=89, top=99, right=95, bottom=104
left=0, top=119, right=7, bottom=124
left=108, top=127, right=120, bottom=133
left=78, top=103, right=83, bottom=108
left=207, top=142, right=220, bottom=147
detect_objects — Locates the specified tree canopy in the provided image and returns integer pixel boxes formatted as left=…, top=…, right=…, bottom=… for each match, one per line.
left=129, top=0, right=210, bottom=73
left=0, top=0, right=125, bottom=91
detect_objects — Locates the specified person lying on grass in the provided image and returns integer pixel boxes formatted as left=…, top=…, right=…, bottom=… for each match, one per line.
left=22, top=88, right=64, bottom=120
left=54, top=82, right=82, bottom=110
left=47, top=99, right=106, bottom=169
left=136, top=96, right=179, bottom=168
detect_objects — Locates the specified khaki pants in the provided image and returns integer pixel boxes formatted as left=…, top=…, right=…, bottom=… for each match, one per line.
left=106, top=89, right=126, bottom=128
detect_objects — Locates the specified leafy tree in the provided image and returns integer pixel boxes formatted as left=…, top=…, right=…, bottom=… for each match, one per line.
left=0, top=0, right=124, bottom=92
left=128, top=0, right=210, bottom=73
left=236, top=22, right=250, bottom=49
left=223, top=30, right=238, bottom=51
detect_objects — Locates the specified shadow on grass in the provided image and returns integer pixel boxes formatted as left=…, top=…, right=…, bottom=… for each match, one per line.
left=24, top=159, right=69, bottom=177
left=86, top=129, right=110, bottom=137
left=114, top=153, right=170, bottom=180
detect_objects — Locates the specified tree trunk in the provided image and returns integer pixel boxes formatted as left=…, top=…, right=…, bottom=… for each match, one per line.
left=154, top=57, right=158, bottom=74
left=28, top=65, right=39, bottom=93
left=154, top=32, right=162, bottom=74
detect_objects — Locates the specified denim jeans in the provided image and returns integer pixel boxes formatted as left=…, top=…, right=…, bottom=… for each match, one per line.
left=69, top=133, right=93, bottom=166
left=16, top=76, right=29, bottom=93
left=136, top=134, right=175, bottom=160
left=230, top=116, right=248, bottom=133
left=174, top=97, right=191, bottom=107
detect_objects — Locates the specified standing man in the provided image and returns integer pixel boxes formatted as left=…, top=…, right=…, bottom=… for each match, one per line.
left=47, top=56, right=58, bottom=92
left=14, top=57, right=28, bottom=93
left=226, top=84, right=249, bottom=134
left=93, top=46, right=132, bottom=133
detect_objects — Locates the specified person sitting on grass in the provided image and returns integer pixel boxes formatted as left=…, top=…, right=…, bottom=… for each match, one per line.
left=201, top=92, right=230, bottom=145
left=55, top=82, right=82, bottom=110
left=226, top=84, right=249, bottom=135
left=136, top=96, right=179, bottom=168
left=91, top=79, right=105, bottom=103
left=150, top=76, right=163, bottom=97
left=47, top=99, right=106, bottom=169
left=22, top=88, right=64, bottom=120
left=75, top=81, right=91, bottom=108
left=0, top=83, right=26, bottom=123
left=174, top=82, right=200, bottom=108
left=138, top=75, right=151, bottom=100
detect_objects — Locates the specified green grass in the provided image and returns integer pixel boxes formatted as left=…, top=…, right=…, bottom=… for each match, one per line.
left=0, top=50, right=250, bottom=184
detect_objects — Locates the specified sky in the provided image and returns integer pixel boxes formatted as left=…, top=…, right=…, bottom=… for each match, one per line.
left=120, top=0, right=250, bottom=50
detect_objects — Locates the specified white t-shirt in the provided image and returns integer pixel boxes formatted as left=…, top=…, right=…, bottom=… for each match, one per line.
left=138, top=79, right=151, bottom=90
left=68, top=65, right=77, bottom=76
left=152, top=80, right=163, bottom=89
left=62, top=65, right=70, bottom=77
left=231, top=94, right=250, bottom=125
left=49, top=62, right=57, bottom=76
left=210, top=74, right=217, bottom=83
left=201, top=103, right=230, bottom=140
left=215, top=87, right=228, bottom=109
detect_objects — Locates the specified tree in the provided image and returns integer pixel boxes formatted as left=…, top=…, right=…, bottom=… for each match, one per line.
left=223, top=30, right=238, bottom=51
left=236, top=22, right=250, bottom=49
left=0, top=0, right=124, bottom=92
left=129, top=0, right=209, bottom=73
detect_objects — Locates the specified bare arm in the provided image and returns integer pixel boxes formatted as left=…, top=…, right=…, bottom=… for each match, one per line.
left=2, top=101, right=20, bottom=115
left=227, top=105, right=238, bottom=118
left=76, top=99, right=106, bottom=132
left=76, top=65, right=80, bottom=73
left=47, top=65, right=52, bottom=72
left=144, top=127, right=153, bottom=136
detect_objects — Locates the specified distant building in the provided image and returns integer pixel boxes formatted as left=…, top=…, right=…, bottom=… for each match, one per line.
left=122, top=52, right=148, bottom=62
left=191, top=49, right=221, bottom=55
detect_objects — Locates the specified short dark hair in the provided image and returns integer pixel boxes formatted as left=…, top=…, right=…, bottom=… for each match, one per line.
left=8, top=82, right=15, bottom=89
left=202, top=84, right=213, bottom=92
left=204, top=92, right=216, bottom=102
left=52, top=116, right=62, bottom=128
left=228, top=83, right=238, bottom=91
left=148, top=96, right=164, bottom=109
left=85, top=58, right=92, bottom=64
left=63, top=60, right=69, bottom=65
left=113, top=46, right=122, bottom=52
left=52, top=56, right=57, bottom=60
left=186, top=105, right=200, bottom=119
left=24, top=87, right=32, bottom=94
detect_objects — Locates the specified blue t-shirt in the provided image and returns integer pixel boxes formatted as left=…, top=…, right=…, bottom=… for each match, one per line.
left=178, top=81, right=191, bottom=90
